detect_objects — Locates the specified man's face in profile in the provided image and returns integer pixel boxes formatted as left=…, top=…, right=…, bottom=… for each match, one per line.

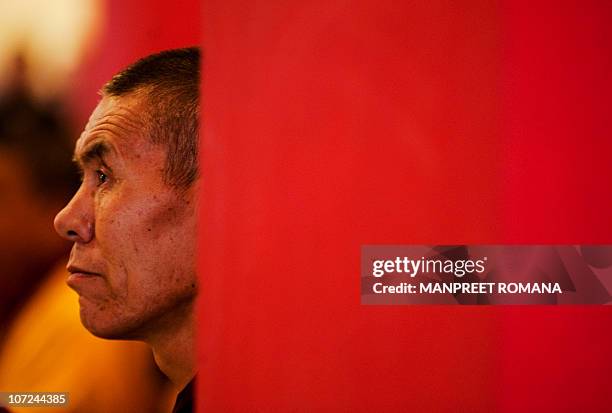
left=54, top=93, right=197, bottom=339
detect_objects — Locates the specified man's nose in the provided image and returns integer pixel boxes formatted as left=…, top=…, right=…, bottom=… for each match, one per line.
left=53, top=188, right=94, bottom=243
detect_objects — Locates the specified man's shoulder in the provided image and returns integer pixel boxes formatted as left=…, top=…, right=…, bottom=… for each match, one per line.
left=172, top=377, right=195, bottom=413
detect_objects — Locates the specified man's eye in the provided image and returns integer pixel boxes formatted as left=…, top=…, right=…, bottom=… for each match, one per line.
left=96, top=170, right=108, bottom=185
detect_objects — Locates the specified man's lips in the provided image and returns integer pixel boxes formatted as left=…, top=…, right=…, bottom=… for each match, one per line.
left=67, top=265, right=101, bottom=277
left=66, top=265, right=103, bottom=289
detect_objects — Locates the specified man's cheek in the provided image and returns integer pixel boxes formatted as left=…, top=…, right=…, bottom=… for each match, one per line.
left=141, top=197, right=191, bottom=242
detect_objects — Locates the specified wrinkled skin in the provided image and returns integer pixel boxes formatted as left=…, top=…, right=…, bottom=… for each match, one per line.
left=54, top=94, right=197, bottom=340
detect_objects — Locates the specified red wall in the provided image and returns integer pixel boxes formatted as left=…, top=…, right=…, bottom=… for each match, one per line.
left=499, top=2, right=612, bottom=412
left=201, top=1, right=500, bottom=411
left=200, top=1, right=612, bottom=411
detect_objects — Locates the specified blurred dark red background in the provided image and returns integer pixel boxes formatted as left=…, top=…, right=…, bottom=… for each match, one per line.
left=200, top=1, right=612, bottom=412
left=69, top=0, right=200, bottom=128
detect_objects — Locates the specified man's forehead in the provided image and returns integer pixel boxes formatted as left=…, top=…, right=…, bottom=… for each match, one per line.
left=76, top=94, right=146, bottom=154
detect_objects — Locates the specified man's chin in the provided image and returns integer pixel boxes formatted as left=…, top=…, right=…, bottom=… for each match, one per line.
left=79, top=308, right=142, bottom=340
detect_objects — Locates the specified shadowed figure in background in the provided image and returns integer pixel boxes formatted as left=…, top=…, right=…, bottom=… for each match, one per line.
left=0, top=59, right=175, bottom=413
left=0, top=66, right=76, bottom=327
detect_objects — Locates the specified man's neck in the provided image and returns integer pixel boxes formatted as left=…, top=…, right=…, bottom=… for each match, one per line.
left=146, top=299, right=196, bottom=390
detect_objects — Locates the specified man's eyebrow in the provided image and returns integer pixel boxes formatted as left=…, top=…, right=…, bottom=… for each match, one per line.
left=74, top=141, right=112, bottom=170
